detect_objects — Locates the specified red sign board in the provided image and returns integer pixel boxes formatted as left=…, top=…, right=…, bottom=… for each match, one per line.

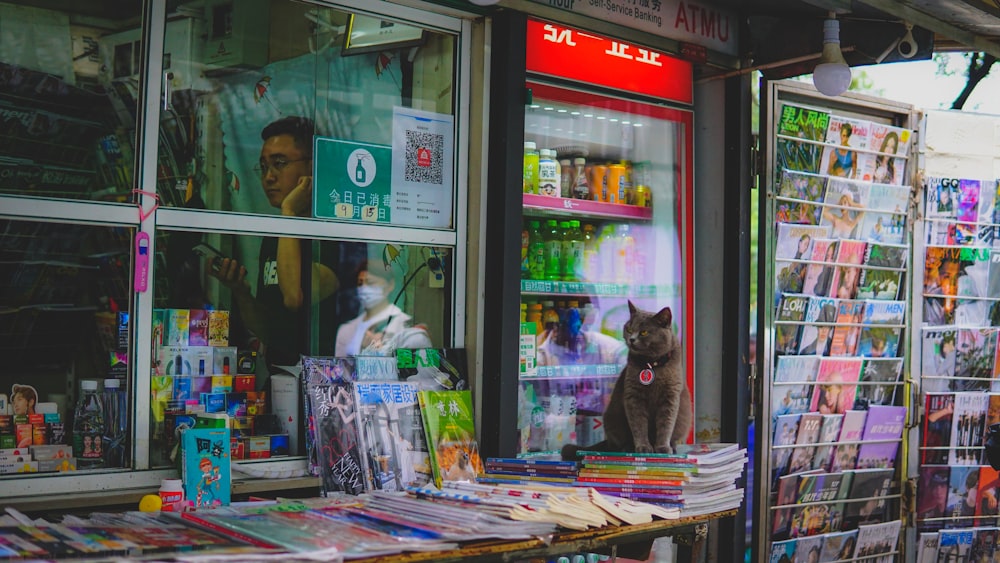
left=526, top=19, right=693, bottom=105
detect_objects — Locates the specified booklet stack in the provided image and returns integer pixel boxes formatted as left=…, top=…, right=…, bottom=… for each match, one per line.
left=573, top=443, right=747, bottom=517
left=478, top=457, right=578, bottom=486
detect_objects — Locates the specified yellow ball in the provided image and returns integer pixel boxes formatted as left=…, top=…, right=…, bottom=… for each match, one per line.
left=138, top=494, right=163, bottom=512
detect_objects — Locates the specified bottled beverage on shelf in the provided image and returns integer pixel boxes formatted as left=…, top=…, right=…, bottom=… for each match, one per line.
left=527, top=220, right=545, bottom=280
left=544, top=219, right=563, bottom=281
left=519, top=302, right=527, bottom=323
left=564, top=220, right=585, bottom=282
left=572, top=158, right=590, bottom=200
left=538, top=149, right=560, bottom=196
left=607, top=164, right=626, bottom=204
left=559, top=159, right=573, bottom=198
left=633, top=160, right=652, bottom=208
left=565, top=300, right=583, bottom=358
left=523, top=141, right=539, bottom=194
left=591, top=164, right=608, bottom=202
left=542, top=300, right=560, bottom=340
left=614, top=224, right=636, bottom=284
left=557, top=220, right=571, bottom=280
left=102, top=378, right=127, bottom=468
left=621, top=160, right=635, bottom=204
left=598, top=224, right=617, bottom=283
left=581, top=223, right=598, bottom=283
left=527, top=302, right=543, bottom=336
left=521, top=224, right=530, bottom=279
left=73, top=379, right=106, bottom=469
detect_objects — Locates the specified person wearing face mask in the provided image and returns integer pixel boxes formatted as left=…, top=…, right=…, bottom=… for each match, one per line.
left=335, top=261, right=432, bottom=357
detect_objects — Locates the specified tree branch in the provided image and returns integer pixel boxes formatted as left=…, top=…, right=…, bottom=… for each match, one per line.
left=952, top=52, right=998, bottom=109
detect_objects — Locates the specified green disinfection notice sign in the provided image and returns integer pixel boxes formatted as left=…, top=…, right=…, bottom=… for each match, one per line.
left=313, top=137, right=392, bottom=223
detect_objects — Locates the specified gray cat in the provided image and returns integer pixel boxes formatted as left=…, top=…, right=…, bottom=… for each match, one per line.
left=563, top=302, right=692, bottom=459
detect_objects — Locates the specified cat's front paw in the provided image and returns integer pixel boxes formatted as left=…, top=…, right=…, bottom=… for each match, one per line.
left=634, top=443, right=654, bottom=454
left=655, top=445, right=674, bottom=454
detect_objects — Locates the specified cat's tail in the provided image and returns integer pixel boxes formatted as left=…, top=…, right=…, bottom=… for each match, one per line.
left=561, top=441, right=609, bottom=462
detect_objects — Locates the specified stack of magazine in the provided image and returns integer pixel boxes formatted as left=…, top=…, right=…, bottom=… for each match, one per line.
left=572, top=443, right=747, bottom=518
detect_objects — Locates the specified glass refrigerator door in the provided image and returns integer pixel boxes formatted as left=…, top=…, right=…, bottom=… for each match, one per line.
left=518, top=82, right=692, bottom=458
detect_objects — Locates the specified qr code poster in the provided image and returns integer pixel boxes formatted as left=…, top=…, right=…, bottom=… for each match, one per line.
left=391, top=106, right=454, bottom=229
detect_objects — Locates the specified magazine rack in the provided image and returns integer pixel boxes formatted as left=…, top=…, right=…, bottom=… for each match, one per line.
left=757, top=80, right=918, bottom=561
left=347, top=509, right=735, bottom=563
left=911, top=110, right=1000, bottom=557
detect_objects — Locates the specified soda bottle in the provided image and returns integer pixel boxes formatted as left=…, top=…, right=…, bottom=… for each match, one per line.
left=615, top=223, right=636, bottom=283
left=559, top=159, right=573, bottom=198
left=564, top=220, right=585, bottom=282
left=572, top=158, right=590, bottom=200
left=73, top=379, right=106, bottom=469
left=102, top=378, right=127, bottom=468
left=581, top=223, right=598, bottom=282
left=527, top=220, right=545, bottom=280
left=523, top=141, right=539, bottom=194
left=544, top=219, right=563, bottom=281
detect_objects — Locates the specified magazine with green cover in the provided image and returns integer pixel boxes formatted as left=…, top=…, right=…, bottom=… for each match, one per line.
left=417, top=390, right=484, bottom=487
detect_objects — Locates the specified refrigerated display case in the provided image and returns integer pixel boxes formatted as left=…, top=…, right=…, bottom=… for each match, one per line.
left=487, top=17, right=695, bottom=459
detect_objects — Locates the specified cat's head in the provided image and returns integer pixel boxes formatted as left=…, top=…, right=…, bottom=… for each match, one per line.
left=623, top=301, right=678, bottom=359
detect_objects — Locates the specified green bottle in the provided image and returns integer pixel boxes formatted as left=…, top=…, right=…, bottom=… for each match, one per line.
left=528, top=220, right=545, bottom=280
left=565, top=220, right=585, bottom=282
left=558, top=220, right=572, bottom=281
left=544, top=219, right=562, bottom=281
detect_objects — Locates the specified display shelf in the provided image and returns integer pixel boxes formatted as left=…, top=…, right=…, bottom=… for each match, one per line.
left=523, top=194, right=652, bottom=221
left=521, top=279, right=660, bottom=296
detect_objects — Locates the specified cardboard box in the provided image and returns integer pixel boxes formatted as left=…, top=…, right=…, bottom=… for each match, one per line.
left=211, top=375, right=232, bottom=393
left=36, top=457, right=76, bottom=472
left=213, top=347, right=237, bottom=376
left=30, top=444, right=72, bottom=460
left=247, top=436, right=270, bottom=459
left=233, top=375, right=255, bottom=393
left=208, top=310, right=230, bottom=347
left=189, top=309, right=209, bottom=346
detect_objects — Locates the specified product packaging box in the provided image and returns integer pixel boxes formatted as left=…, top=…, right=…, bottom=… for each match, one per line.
left=208, top=310, right=230, bottom=347
left=246, top=391, right=266, bottom=416
left=174, top=376, right=192, bottom=400
left=180, top=426, right=231, bottom=507
left=233, top=375, right=255, bottom=393
left=248, top=436, right=270, bottom=459
left=201, top=393, right=226, bottom=414
left=191, top=376, right=213, bottom=397
left=268, top=434, right=290, bottom=457
left=188, top=309, right=209, bottom=346
left=237, top=349, right=256, bottom=374
left=269, top=374, right=299, bottom=456
left=117, top=311, right=130, bottom=351
left=151, top=309, right=166, bottom=349
left=159, top=346, right=192, bottom=376
left=213, top=347, right=238, bottom=376
left=190, top=346, right=213, bottom=377
left=166, top=309, right=190, bottom=346
left=211, top=375, right=232, bottom=393
left=230, top=437, right=246, bottom=460
left=36, top=458, right=75, bottom=472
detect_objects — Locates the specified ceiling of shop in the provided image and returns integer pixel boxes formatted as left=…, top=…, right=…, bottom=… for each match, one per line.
left=709, top=0, right=1000, bottom=79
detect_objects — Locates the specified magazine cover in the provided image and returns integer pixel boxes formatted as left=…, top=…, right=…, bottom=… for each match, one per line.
left=916, top=532, right=940, bottom=563
left=796, top=471, right=849, bottom=505
left=769, top=538, right=797, bottom=563
left=855, top=405, right=906, bottom=469
left=778, top=104, right=830, bottom=142
left=180, top=426, right=231, bottom=508
left=776, top=104, right=829, bottom=174
left=396, top=348, right=469, bottom=391
left=936, top=528, right=974, bottom=561
left=771, top=413, right=801, bottom=484
left=954, top=328, right=997, bottom=391
left=955, top=246, right=991, bottom=298
left=822, top=179, right=868, bottom=239
left=861, top=300, right=905, bottom=326
left=789, top=501, right=844, bottom=538
left=790, top=535, right=823, bottom=560
left=855, top=358, right=903, bottom=408
left=917, top=466, right=951, bottom=531
left=828, top=300, right=864, bottom=357
left=842, top=467, right=894, bottom=529
left=977, top=179, right=1000, bottom=246
left=307, top=379, right=366, bottom=495
left=926, top=177, right=960, bottom=220
left=853, top=520, right=901, bottom=559
left=773, top=356, right=820, bottom=418
left=819, top=530, right=859, bottom=562
left=856, top=268, right=901, bottom=300
left=776, top=170, right=827, bottom=225
left=301, top=356, right=356, bottom=477
left=829, top=240, right=868, bottom=299
left=417, top=389, right=484, bottom=487
left=857, top=326, right=901, bottom=359
left=970, top=528, right=999, bottom=561
left=772, top=472, right=802, bottom=541
left=797, top=297, right=838, bottom=356
left=859, top=123, right=911, bottom=185
left=775, top=294, right=810, bottom=355
left=946, top=465, right=980, bottom=527
left=976, top=465, right=1000, bottom=524
left=949, top=392, right=988, bottom=465
left=864, top=241, right=908, bottom=269
left=802, top=238, right=838, bottom=297
left=776, top=224, right=830, bottom=261
left=810, top=413, right=844, bottom=471
left=955, top=179, right=983, bottom=245
left=922, top=329, right=958, bottom=391
left=984, top=396, right=1000, bottom=465
left=809, top=358, right=862, bottom=415
left=821, top=116, right=871, bottom=180
left=353, top=381, right=431, bottom=491
left=786, top=412, right=823, bottom=474
left=830, top=410, right=868, bottom=472
left=857, top=183, right=909, bottom=244
left=989, top=249, right=1000, bottom=298
left=922, top=393, right=956, bottom=465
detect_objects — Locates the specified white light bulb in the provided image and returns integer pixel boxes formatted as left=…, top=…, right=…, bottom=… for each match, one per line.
left=812, top=18, right=852, bottom=97
left=467, top=0, right=500, bottom=5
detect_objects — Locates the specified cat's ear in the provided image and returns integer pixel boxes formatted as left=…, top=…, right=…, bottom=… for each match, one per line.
left=654, top=307, right=673, bottom=327
left=628, top=301, right=638, bottom=316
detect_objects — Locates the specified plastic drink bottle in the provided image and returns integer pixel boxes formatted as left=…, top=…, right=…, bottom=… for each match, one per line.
left=615, top=224, right=636, bottom=283
left=523, top=142, right=539, bottom=194
left=521, top=225, right=530, bottom=279
left=559, top=159, right=573, bottom=198
left=565, top=220, right=585, bottom=282
left=538, top=149, right=560, bottom=196
left=581, top=223, right=598, bottom=282
left=572, top=158, right=590, bottom=200
left=102, top=378, right=127, bottom=468
left=528, top=220, right=545, bottom=280
left=73, top=380, right=106, bottom=469
left=558, top=220, right=572, bottom=280
left=544, top=219, right=562, bottom=281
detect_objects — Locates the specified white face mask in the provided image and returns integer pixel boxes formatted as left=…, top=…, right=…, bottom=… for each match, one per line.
left=357, top=284, right=385, bottom=310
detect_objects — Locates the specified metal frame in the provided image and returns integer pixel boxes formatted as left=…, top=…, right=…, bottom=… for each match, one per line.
left=0, top=0, right=474, bottom=503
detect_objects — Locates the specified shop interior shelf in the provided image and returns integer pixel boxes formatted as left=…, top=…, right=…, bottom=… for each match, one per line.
left=521, top=279, right=661, bottom=297
left=523, top=194, right=652, bottom=221
left=522, top=363, right=622, bottom=380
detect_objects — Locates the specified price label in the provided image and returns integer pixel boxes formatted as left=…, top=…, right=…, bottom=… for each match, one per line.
left=335, top=203, right=354, bottom=218
left=361, top=205, right=379, bottom=222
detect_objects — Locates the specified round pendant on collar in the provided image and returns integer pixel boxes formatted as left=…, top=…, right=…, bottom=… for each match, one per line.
left=639, top=368, right=655, bottom=385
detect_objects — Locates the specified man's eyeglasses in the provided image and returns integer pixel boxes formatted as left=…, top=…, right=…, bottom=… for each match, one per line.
left=254, top=157, right=309, bottom=177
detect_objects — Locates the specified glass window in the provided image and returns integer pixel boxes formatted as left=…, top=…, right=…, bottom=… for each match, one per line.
left=157, top=1, right=458, bottom=228
left=0, top=1, right=141, bottom=202
left=0, top=219, right=133, bottom=465
left=149, top=230, right=451, bottom=466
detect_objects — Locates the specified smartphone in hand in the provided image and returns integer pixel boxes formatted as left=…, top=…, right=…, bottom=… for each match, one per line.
left=192, top=242, right=230, bottom=272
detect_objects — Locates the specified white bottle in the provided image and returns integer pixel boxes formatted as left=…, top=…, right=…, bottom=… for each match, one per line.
left=538, top=149, right=560, bottom=197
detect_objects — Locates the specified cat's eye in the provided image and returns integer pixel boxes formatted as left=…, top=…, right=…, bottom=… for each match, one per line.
left=640, top=330, right=648, bottom=336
